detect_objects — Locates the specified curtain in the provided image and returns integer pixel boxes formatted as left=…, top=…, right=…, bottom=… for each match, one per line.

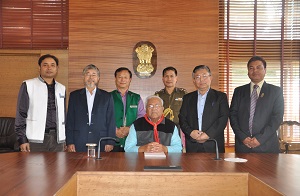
left=0, top=0, right=68, bottom=49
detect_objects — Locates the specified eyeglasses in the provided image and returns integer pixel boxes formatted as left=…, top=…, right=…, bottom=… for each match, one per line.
left=147, top=104, right=163, bottom=109
left=85, top=74, right=98, bottom=78
left=194, top=74, right=210, bottom=81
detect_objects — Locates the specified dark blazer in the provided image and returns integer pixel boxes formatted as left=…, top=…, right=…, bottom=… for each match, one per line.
left=229, top=82, right=284, bottom=153
left=179, top=89, right=229, bottom=153
left=66, top=88, right=116, bottom=152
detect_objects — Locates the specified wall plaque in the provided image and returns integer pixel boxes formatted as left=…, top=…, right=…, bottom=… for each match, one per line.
left=133, top=41, right=157, bottom=79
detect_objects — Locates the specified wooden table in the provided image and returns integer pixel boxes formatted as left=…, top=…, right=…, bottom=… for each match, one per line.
left=0, top=152, right=299, bottom=195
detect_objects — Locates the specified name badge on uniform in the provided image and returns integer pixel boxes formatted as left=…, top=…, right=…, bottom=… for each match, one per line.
left=175, top=98, right=183, bottom=101
left=130, top=105, right=138, bottom=108
left=59, top=93, right=65, bottom=98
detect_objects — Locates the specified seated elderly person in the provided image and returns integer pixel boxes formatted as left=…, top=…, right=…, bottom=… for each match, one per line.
left=125, top=95, right=182, bottom=153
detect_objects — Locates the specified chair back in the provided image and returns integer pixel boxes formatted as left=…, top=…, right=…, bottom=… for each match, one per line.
left=278, top=121, right=300, bottom=153
left=0, top=117, right=18, bottom=153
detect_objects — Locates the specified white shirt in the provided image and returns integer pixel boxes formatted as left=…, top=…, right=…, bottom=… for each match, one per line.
left=197, top=89, right=209, bottom=131
left=86, top=88, right=96, bottom=125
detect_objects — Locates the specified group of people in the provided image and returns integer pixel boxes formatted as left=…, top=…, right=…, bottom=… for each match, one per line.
left=15, top=54, right=284, bottom=154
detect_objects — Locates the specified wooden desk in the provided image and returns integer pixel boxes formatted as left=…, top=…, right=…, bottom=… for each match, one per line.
left=0, top=152, right=299, bottom=195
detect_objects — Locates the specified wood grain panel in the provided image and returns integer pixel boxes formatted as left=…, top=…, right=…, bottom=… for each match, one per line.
left=76, top=172, right=249, bottom=195
left=56, top=173, right=77, bottom=196
left=57, top=172, right=283, bottom=196
left=248, top=174, right=282, bottom=196
left=69, top=0, right=219, bottom=102
left=0, top=52, right=38, bottom=117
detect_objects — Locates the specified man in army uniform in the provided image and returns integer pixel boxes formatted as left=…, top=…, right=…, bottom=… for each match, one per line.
left=155, top=66, right=187, bottom=151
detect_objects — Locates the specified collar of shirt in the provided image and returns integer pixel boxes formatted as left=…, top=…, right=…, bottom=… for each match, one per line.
left=250, top=80, right=264, bottom=96
left=38, top=75, right=56, bottom=85
left=117, top=89, right=129, bottom=98
left=163, top=87, right=177, bottom=94
left=146, top=115, right=166, bottom=125
left=197, top=88, right=209, bottom=97
left=86, top=87, right=97, bottom=96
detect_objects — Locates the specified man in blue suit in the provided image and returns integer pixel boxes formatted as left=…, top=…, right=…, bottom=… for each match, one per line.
left=66, top=64, right=116, bottom=152
left=230, top=56, right=284, bottom=153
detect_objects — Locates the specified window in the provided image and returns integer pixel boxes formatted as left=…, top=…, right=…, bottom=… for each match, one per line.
left=0, top=0, right=68, bottom=49
left=219, top=0, right=300, bottom=145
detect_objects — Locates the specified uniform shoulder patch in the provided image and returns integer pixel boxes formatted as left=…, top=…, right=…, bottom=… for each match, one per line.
left=178, top=88, right=188, bottom=93
left=154, top=89, right=164, bottom=95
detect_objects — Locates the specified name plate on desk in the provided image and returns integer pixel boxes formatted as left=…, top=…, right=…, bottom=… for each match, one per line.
left=144, top=165, right=183, bottom=171
left=144, top=152, right=166, bottom=159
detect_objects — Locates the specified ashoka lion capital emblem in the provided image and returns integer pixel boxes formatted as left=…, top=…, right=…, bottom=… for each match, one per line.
left=133, top=41, right=157, bottom=79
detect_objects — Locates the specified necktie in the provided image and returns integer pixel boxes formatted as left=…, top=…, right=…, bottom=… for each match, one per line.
left=249, top=85, right=259, bottom=136
left=144, top=114, right=164, bottom=143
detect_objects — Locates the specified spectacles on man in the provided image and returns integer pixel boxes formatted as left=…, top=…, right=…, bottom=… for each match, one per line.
left=85, top=73, right=98, bottom=78
left=147, top=104, right=163, bottom=109
left=194, top=74, right=210, bottom=81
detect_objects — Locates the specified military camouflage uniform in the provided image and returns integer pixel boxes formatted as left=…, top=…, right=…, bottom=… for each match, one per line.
left=155, top=87, right=187, bottom=126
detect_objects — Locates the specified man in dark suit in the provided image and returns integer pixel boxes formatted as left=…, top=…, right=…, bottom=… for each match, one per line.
left=66, top=64, right=116, bottom=152
left=179, top=65, right=229, bottom=153
left=230, top=56, right=284, bottom=153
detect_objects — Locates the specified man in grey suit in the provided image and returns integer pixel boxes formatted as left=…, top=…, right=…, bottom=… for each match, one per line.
left=179, top=65, right=229, bottom=153
left=230, top=56, right=284, bottom=153
left=66, top=64, right=116, bottom=152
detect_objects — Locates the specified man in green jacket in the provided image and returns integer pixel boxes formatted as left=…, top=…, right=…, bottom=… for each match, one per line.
left=111, top=67, right=145, bottom=152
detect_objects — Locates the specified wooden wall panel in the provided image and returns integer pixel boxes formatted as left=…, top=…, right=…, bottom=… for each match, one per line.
left=75, top=172, right=249, bottom=195
left=69, top=0, right=219, bottom=101
left=0, top=50, right=68, bottom=117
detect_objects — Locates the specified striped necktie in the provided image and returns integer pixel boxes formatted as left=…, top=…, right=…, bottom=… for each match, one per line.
left=249, top=85, right=259, bottom=136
